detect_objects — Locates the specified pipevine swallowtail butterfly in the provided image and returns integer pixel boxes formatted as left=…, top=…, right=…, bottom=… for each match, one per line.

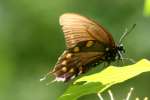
left=41, top=13, right=135, bottom=82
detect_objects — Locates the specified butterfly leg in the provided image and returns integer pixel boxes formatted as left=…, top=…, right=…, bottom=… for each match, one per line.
left=117, top=51, right=135, bottom=64
left=117, top=51, right=124, bottom=64
left=122, top=58, right=135, bottom=63
left=103, top=61, right=111, bottom=68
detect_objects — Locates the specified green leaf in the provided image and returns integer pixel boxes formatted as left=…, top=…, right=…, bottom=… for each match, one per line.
left=58, top=59, right=150, bottom=100
left=144, top=0, right=150, bottom=16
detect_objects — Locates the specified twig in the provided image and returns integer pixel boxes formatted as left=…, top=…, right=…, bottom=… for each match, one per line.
left=97, top=92, right=104, bottom=100
left=108, top=90, right=114, bottom=100
left=125, top=87, right=134, bottom=100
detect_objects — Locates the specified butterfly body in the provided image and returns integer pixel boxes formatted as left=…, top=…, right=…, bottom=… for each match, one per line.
left=51, top=13, right=125, bottom=82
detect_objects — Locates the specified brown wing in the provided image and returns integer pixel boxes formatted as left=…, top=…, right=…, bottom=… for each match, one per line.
left=52, top=50, right=104, bottom=82
left=59, top=13, right=116, bottom=48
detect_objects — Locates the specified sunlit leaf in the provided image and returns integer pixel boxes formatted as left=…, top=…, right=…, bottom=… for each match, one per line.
left=58, top=59, right=150, bottom=100
left=144, top=0, right=150, bottom=16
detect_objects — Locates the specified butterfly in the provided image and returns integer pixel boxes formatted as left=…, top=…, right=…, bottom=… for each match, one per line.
left=41, top=13, right=135, bottom=82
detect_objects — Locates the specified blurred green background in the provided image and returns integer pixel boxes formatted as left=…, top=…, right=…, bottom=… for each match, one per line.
left=0, top=0, right=150, bottom=100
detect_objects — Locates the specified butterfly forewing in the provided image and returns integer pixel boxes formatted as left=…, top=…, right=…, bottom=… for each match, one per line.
left=52, top=13, right=117, bottom=82
left=59, top=13, right=115, bottom=48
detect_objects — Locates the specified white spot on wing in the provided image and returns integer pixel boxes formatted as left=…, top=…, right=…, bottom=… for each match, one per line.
left=56, top=77, right=66, bottom=82
left=70, top=75, right=76, bottom=80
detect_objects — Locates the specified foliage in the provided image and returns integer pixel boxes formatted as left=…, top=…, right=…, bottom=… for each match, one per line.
left=59, top=59, right=150, bottom=100
left=144, top=0, right=150, bottom=16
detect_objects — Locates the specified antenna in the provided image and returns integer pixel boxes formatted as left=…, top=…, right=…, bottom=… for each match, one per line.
left=119, top=24, right=136, bottom=44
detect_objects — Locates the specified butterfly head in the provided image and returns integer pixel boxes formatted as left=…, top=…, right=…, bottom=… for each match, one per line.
left=117, top=43, right=125, bottom=53
left=115, top=24, right=136, bottom=60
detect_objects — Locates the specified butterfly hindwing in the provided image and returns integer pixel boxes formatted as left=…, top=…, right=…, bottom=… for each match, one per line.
left=52, top=50, right=104, bottom=82
left=52, top=40, right=108, bottom=82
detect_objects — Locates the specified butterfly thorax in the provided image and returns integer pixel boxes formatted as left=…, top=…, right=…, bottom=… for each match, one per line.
left=104, top=47, right=117, bottom=62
